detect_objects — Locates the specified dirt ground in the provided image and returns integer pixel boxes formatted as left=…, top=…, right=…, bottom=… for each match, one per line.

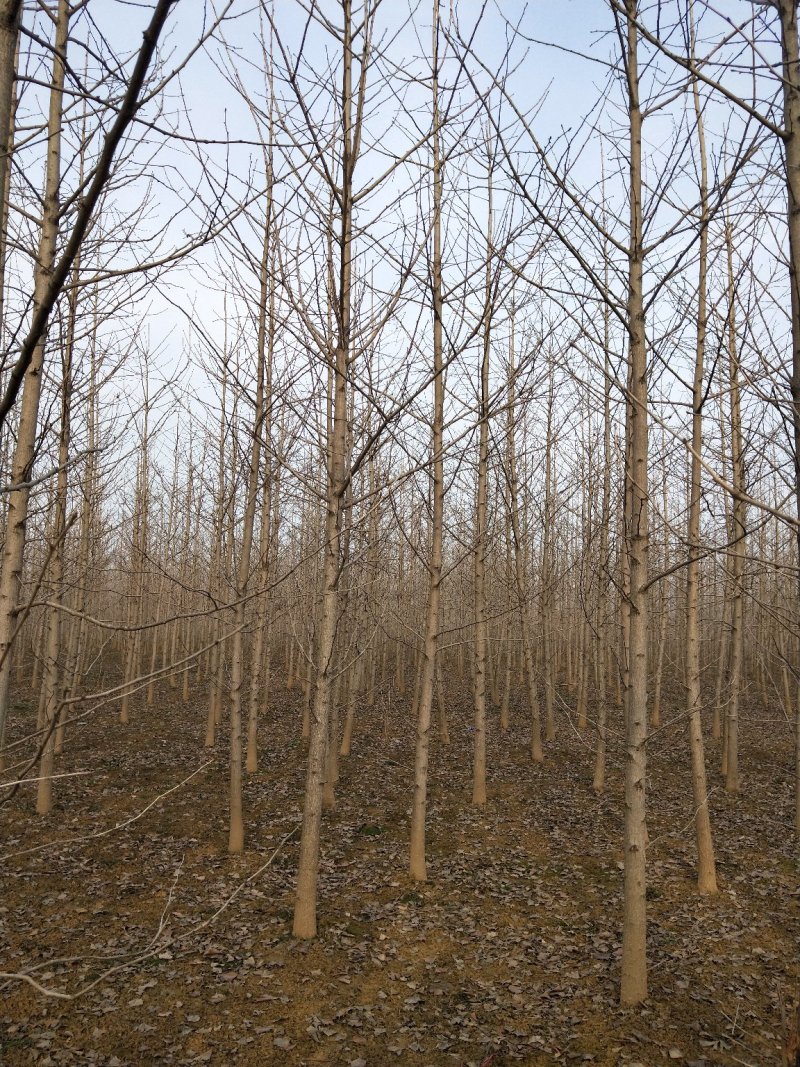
left=0, top=673, right=798, bottom=1066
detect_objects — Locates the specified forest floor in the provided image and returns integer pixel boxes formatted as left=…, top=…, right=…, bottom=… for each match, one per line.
left=0, top=673, right=798, bottom=1067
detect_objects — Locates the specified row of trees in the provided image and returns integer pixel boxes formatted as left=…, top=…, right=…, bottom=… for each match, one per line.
left=0, top=0, right=798, bottom=1009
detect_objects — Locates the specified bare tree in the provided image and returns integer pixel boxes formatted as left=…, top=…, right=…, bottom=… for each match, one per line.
left=684, top=0, right=717, bottom=892
left=410, top=0, right=446, bottom=880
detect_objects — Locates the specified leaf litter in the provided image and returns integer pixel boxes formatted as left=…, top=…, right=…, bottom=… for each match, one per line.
left=0, top=677, right=797, bottom=1065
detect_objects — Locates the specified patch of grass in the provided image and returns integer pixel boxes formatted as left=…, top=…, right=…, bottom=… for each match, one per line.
left=357, top=823, right=385, bottom=837
left=0, top=1035, right=31, bottom=1052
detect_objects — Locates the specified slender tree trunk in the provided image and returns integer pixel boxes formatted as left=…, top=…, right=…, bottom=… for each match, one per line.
left=175, top=458, right=195, bottom=702
left=651, top=476, right=669, bottom=729
left=775, top=0, right=800, bottom=839
left=37, top=218, right=82, bottom=808
left=724, top=218, right=745, bottom=795
left=506, top=323, right=543, bottom=763
left=593, top=322, right=612, bottom=793
left=205, top=371, right=229, bottom=748
left=247, top=466, right=278, bottom=773
left=472, top=159, right=492, bottom=808
left=620, top=0, right=649, bottom=1007
left=67, top=339, right=98, bottom=709
left=0, top=0, right=20, bottom=349
left=0, top=0, right=67, bottom=764
left=120, top=417, right=149, bottom=725
left=542, top=371, right=556, bottom=739
left=409, top=0, right=445, bottom=880
left=713, top=390, right=733, bottom=742
left=247, top=119, right=278, bottom=777
left=293, top=0, right=359, bottom=935
left=684, top=15, right=718, bottom=891
left=340, top=659, right=360, bottom=757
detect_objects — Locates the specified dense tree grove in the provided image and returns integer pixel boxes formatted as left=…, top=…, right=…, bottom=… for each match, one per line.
left=1, top=1, right=799, bottom=1063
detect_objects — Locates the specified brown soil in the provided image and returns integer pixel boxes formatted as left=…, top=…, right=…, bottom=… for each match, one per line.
left=0, top=676, right=798, bottom=1066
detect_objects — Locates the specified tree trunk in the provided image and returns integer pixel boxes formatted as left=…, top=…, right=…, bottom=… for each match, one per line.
left=292, top=0, right=358, bottom=936
left=684, top=9, right=718, bottom=892
left=506, top=330, right=543, bottom=763
left=0, top=0, right=67, bottom=764
left=542, top=371, right=556, bottom=738
left=471, top=158, right=492, bottom=808
left=0, top=0, right=20, bottom=348
left=37, top=192, right=80, bottom=812
left=724, top=218, right=745, bottom=795
left=775, top=0, right=800, bottom=840
left=620, top=0, right=649, bottom=1007
left=409, top=0, right=445, bottom=880
left=593, top=309, right=612, bottom=793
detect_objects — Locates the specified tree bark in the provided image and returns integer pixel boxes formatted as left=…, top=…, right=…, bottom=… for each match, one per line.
left=684, top=6, right=718, bottom=892
left=620, top=0, right=649, bottom=1007
left=775, top=0, right=800, bottom=839
left=0, top=0, right=20, bottom=347
left=724, top=218, right=745, bottom=795
left=409, top=0, right=445, bottom=881
left=472, top=157, right=492, bottom=808
left=593, top=305, right=612, bottom=793
left=506, top=310, right=543, bottom=762
left=0, top=0, right=68, bottom=764
left=293, top=0, right=358, bottom=935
